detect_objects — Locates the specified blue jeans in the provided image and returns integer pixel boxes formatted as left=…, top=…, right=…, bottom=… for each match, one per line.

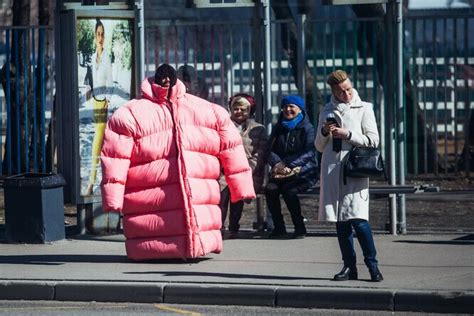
left=336, top=219, right=378, bottom=270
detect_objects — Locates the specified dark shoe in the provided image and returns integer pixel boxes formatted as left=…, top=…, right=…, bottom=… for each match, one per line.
left=292, top=232, right=306, bottom=239
left=333, top=266, right=358, bottom=281
left=292, top=226, right=307, bottom=239
left=269, top=228, right=287, bottom=239
left=228, top=231, right=238, bottom=239
left=369, top=267, right=383, bottom=282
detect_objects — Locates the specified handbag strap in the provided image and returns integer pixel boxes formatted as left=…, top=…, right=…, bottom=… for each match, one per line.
left=380, top=153, right=388, bottom=182
left=343, top=149, right=350, bottom=185
left=362, top=136, right=388, bottom=183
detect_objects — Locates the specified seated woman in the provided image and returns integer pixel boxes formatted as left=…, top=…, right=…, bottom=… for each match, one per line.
left=265, top=95, right=318, bottom=239
left=220, top=93, right=268, bottom=238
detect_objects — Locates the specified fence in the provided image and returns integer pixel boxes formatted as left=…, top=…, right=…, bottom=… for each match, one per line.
left=0, top=12, right=472, bottom=179
left=0, top=25, right=55, bottom=176
left=405, top=12, right=473, bottom=176
left=145, top=21, right=259, bottom=108
left=145, top=11, right=473, bottom=178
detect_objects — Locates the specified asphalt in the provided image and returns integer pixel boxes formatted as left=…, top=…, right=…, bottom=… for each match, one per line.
left=0, top=230, right=473, bottom=313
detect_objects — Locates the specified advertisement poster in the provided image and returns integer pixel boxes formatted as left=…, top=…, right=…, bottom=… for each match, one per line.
left=76, top=18, right=134, bottom=196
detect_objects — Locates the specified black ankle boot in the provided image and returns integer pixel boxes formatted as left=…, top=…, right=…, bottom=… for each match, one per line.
left=292, top=226, right=307, bottom=239
left=268, top=227, right=287, bottom=239
left=333, top=266, right=358, bottom=281
left=369, top=266, right=383, bottom=282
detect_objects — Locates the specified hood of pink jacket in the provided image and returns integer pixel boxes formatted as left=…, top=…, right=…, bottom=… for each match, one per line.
left=140, top=76, right=186, bottom=105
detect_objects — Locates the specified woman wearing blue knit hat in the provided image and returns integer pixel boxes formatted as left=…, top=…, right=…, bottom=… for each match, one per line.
left=265, top=95, right=318, bottom=239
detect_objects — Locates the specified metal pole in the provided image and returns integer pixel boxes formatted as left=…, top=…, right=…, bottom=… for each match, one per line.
left=385, top=1, right=397, bottom=235
left=252, top=3, right=264, bottom=124
left=263, top=0, right=272, bottom=132
left=136, top=0, right=145, bottom=92
left=297, top=13, right=306, bottom=98
left=226, top=54, right=233, bottom=101
left=395, top=0, right=406, bottom=234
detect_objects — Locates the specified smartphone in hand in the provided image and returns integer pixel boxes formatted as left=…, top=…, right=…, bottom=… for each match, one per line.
left=326, top=113, right=341, bottom=152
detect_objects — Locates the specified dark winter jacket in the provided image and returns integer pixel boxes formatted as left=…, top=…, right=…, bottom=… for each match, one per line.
left=268, top=113, right=318, bottom=186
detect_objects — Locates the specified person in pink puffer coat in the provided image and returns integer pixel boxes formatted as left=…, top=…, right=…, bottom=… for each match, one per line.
left=100, top=64, right=255, bottom=261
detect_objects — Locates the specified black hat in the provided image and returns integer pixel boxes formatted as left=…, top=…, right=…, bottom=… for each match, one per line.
left=154, top=64, right=177, bottom=87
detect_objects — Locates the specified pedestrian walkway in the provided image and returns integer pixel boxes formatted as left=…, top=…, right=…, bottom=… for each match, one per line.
left=0, top=232, right=472, bottom=313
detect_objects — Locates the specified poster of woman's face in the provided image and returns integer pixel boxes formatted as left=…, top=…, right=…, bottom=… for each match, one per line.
left=76, top=18, right=134, bottom=196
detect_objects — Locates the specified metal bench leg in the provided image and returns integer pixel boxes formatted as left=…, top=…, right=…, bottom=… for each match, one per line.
left=389, top=194, right=397, bottom=236
left=255, top=195, right=265, bottom=231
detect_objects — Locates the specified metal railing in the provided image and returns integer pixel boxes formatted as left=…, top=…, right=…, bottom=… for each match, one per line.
left=0, top=12, right=471, bottom=179
left=405, top=12, right=473, bottom=177
left=145, top=12, right=473, bottom=178
left=145, top=20, right=258, bottom=108
left=0, top=25, right=55, bottom=176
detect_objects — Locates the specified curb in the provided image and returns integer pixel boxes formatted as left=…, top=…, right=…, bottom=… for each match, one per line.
left=0, top=281, right=55, bottom=300
left=277, top=287, right=394, bottom=310
left=0, top=280, right=473, bottom=313
left=164, top=284, right=276, bottom=306
left=394, top=290, right=474, bottom=314
left=55, top=281, right=165, bottom=303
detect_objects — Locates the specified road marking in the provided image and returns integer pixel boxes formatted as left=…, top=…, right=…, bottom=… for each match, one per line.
left=154, top=304, right=201, bottom=315
left=0, top=304, right=129, bottom=312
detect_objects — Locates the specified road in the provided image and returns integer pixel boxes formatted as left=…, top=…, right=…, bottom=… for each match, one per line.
left=0, top=300, right=467, bottom=316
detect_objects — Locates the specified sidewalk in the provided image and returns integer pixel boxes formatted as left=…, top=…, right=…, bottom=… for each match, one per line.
left=0, top=231, right=472, bottom=313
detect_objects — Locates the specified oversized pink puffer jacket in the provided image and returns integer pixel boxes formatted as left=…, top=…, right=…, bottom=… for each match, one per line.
left=100, top=78, right=255, bottom=261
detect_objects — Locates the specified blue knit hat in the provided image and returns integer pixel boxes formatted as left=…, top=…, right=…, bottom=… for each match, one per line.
left=281, top=95, right=305, bottom=111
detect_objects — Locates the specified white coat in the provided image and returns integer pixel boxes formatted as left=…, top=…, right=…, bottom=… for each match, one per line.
left=315, top=89, right=379, bottom=222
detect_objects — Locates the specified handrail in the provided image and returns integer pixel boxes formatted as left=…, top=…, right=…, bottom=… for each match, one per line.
left=297, top=184, right=440, bottom=196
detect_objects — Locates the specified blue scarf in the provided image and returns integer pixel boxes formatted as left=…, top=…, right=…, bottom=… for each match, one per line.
left=281, top=112, right=303, bottom=130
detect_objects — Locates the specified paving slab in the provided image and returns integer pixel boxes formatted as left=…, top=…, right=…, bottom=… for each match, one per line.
left=0, top=232, right=472, bottom=313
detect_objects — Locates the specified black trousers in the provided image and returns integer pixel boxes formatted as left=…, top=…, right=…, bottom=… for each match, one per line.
left=264, top=178, right=310, bottom=233
left=220, top=186, right=244, bottom=232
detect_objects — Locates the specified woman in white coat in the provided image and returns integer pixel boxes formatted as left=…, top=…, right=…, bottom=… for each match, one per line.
left=315, top=70, right=383, bottom=282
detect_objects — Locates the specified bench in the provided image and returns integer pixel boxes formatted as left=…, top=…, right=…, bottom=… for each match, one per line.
left=254, top=184, right=440, bottom=235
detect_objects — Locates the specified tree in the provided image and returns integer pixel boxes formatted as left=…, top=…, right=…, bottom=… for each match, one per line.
left=77, top=20, right=95, bottom=65
left=111, top=21, right=133, bottom=70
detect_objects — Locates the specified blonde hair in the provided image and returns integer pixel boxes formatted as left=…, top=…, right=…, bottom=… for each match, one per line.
left=326, top=70, right=350, bottom=86
left=230, top=96, right=251, bottom=109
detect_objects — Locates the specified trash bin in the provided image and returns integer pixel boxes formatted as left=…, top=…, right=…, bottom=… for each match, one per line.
left=4, top=173, right=67, bottom=243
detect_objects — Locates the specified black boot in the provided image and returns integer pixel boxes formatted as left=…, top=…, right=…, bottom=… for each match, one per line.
left=292, top=225, right=307, bottom=239
left=268, top=227, right=287, bottom=239
left=369, top=266, right=383, bottom=282
left=333, top=266, right=358, bottom=281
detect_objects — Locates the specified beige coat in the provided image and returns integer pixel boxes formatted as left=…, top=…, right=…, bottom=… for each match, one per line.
left=315, top=89, right=379, bottom=222
left=220, top=118, right=268, bottom=193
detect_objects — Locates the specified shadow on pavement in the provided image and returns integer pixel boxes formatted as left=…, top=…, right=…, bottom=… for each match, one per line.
left=124, top=270, right=330, bottom=281
left=0, top=254, right=129, bottom=265
left=0, top=254, right=212, bottom=265
left=393, top=234, right=474, bottom=245
left=223, top=231, right=337, bottom=240
left=453, top=234, right=474, bottom=240
left=68, top=234, right=125, bottom=242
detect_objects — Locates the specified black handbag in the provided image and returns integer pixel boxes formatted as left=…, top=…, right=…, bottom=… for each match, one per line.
left=344, top=147, right=386, bottom=184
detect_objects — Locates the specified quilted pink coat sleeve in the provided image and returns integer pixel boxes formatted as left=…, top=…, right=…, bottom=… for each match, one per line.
left=215, top=105, right=256, bottom=203
left=100, top=106, right=136, bottom=212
